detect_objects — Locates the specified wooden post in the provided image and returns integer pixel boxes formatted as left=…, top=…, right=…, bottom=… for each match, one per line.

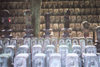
left=31, top=0, right=41, bottom=37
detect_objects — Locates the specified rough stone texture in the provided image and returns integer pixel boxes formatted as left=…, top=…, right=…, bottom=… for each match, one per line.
left=72, top=37, right=79, bottom=45
left=83, top=53, right=99, bottom=67
left=38, top=38, right=44, bottom=46
left=85, top=45, right=97, bottom=54
left=3, top=38, right=10, bottom=47
left=79, top=38, right=86, bottom=53
left=16, top=45, right=30, bottom=55
left=14, top=53, right=31, bottom=67
left=59, top=45, right=68, bottom=67
left=59, top=38, right=65, bottom=45
left=66, top=53, right=79, bottom=67
left=33, top=53, right=46, bottom=67
left=49, top=53, right=61, bottom=67
left=10, top=38, right=17, bottom=47
left=72, top=45, right=82, bottom=57
left=0, top=53, right=13, bottom=67
left=45, top=45, right=55, bottom=67
left=97, top=53, right=100, bottom=66
left=24, top=38, right=31, bottom=47
left=86, top=37, right=93, bottom=45
left=65, top=38, right=72, bottom=53
left=31, top=37, right=38, bottom=46
left=51, top=37, right=58, bottom=47
left=32, top=45, right=42, bottom=61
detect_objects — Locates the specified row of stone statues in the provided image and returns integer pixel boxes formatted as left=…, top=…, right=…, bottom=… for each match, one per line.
left=0, top=38, right=99, bottom=67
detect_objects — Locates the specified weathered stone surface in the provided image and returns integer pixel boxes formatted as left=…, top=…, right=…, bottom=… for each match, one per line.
left=83, top=53, right=99, bottom=67
left=31, top=37, right=38, bottom=46
left=66, top=53, right=80, bottom=67
left=79, top=37, right=86, bottom=53
left=72, top=37, right=79, bottom=45
left=85, top=45, right=97, bottom=54
left=33, top=53, right=46, bottom=67
left=49, top=53, right=61, bottom=67
left=38, top=38, right=44, bottom=46
left=32, top=45, right=42, bottom=61
left=10, top=38, right=17, bottom=47
left=59, top=38, right=65, bottom=45
left=0, top=53, right=13, bottom=67
left=24, top=37, right=31, bottom=47
left=65, top=38, right=72, bottom=53
left=59, top=45, right=68, bottom=67
left=16, top=45, right=30, bottom=55
left=45, top=45, right=55, bottom=67
left=14, top=53, right=31, bottom=67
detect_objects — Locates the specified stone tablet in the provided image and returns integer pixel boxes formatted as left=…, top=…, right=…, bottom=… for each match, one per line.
left=83, top=54, right=99, bottom=67
left=31, top=37, right=38, bottom=46
left=85, top=45, right=97, bottom=54
left=16, top=45, right=30, bottom=55
left=79, top=38, right=86, bottom=53
left=72, top=37, right=79, bottom=45
left=32, top=45, right=42, bottom=61
left=66, top=53, right=79, bottom=67
left=38, top=38, right=44, bottom=46
left=10, top=38, right=17, bottom=47
left=4, top=45, right=16, bottom=61
left=45, top=45, right=55, bottom=67
left=59, top=45, right=68, bottom=67
left=72, top=45, right=82, bottom=57
left=14, top=53, right=31, bottom=67
left=0, top=54, right=13, bottom=67
left=49, top=53, right=61, bottom=67
left=65, top=38, right=72, bottom=53
left=24, top=37, right=31, bottom=47
left=59, top=38, right=65, bottom=45
left=33, top=53, right=46, bottom=67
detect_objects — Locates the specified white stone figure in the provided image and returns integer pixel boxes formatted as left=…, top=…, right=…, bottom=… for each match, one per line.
left=32, top=45, right=42, bottom=61
left=83, top=53, right=99, bottom=67
left=49, top=53, right=61, bottom=67
left=65, top=38, right=72, bottom=53
left=38, top=38, right=44, bottom=46
left=86, top=37, right=93, bottom=45
left=16, top=45, right=30, bottom=55
left=72, top=37, right=79, bottom=45
left=85, top=45, right=97, bottom=54
left=51, top=37, right=58, bottom=47
left=10, top=38, right=17, bottom=47
left=66, top=53, right=80, bottom=67
left=97, top=53, right=100, bottom=66
left=43, top=37, right=51, bottom=52
left=14, top=53, right=31, bottom=67
left=31, top=37, right=38, bottom=46
left=0, top=54, right=12, bottom=67
left=45, top=45, right=55, bottom=67
left=79, top=37, right=86, bottom=53
left=33, top=53, right=46, bottom=67
left=3, top=38, right=10, bottom=47
left=4, top=45, right=16, bottom=62
left=24, top=37, right=31, bottom=47
left=59, top=45, right=68, bottom=67
left=59, top=38, right=65, bottom=45
left=17, top=38, right=24, bottom=47
left=72, top=45, right=82, bottom=57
